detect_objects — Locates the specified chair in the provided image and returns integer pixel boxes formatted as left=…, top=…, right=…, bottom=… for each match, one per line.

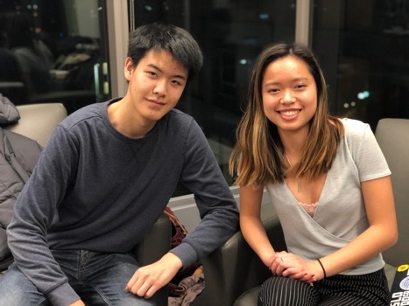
left=133, top=212, right=172, bottom=305
left=201, top=118, right=409, bottom=306
left=1, top=103, right=172, bottom=305
left=28, top=89, right=96, bottom=115
left=6, top=103, right=67, bottom=147
left=374, top=119, right=409, bottom=273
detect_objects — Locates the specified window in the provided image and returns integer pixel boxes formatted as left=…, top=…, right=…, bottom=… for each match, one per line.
left=129, top=0, right=409, bottom=192
left=2, top=0, right=407, bottom=195
left=0, top=0, right=111, bottom=114
left=129, top=0, right=296, bottom=187
left=312, top=0, right=409, bottom=130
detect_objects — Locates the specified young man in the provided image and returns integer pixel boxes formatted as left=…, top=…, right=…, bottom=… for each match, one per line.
left=0, top=23, right=239, bottom=306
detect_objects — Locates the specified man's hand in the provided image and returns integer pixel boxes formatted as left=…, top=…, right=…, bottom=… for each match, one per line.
left=125, top=252, right=183, bottom=299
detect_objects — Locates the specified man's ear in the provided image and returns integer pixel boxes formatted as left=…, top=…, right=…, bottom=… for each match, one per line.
left=124, top=57, right=133, bottom=80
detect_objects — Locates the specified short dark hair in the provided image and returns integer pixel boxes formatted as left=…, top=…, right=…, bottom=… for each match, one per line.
left=127, top=23, right=203, bottom=82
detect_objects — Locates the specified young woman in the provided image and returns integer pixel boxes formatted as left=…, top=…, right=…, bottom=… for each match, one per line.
left=229, top=43, right=397, bottom=305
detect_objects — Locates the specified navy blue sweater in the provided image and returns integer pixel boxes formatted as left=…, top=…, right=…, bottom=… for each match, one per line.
left=8, top=100, right=238, bottom=305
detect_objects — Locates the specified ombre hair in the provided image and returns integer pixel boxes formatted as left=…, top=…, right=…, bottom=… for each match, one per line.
left=229, top=43, right=344, bottom=187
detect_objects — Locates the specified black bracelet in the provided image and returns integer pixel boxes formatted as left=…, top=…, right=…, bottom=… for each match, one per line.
left=317, top=258, right=327, bottom=278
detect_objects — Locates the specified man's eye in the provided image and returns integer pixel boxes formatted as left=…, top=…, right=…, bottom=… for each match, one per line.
left=172, top=80, right=183, bottom=86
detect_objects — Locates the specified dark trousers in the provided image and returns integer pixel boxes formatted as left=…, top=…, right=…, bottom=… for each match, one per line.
left=258, top=268, right=390, bottom=306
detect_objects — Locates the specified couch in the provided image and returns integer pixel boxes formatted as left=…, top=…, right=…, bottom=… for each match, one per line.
left=201, top=118, right=409, bottom=306
left=1, top=103, right=172, bottom=305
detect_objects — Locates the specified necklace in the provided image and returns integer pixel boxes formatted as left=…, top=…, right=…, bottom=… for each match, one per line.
left=285, top=155, right=302, bottom=193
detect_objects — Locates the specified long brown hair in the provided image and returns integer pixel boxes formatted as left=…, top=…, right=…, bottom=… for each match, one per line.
left=229, top=43, right=344, bottom=187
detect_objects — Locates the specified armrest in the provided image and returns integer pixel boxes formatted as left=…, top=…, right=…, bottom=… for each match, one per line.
left=5, top=103, right=67, bottom=147
left=28, top=90, right=96, bottom=114
left=133, top=212, right=172, bottom=306
left=201, top=204, right=286, bottom=306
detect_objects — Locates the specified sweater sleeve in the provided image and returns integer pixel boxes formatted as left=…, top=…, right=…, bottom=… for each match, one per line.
left=170, top=119, right=239, bottom=268
left=7, top=125, right=81, bottom=306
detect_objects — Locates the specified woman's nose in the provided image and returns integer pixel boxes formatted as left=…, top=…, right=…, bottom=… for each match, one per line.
left=280, top=89, right=295, bottom=103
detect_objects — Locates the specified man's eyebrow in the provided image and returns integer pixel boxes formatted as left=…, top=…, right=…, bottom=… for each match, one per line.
left=147, top=63, right=187, bottom=81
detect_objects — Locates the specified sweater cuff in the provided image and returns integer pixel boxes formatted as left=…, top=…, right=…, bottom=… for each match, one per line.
left=170, top=242, right=198, bottom=270
left=47, top=282, right=81, bottom=306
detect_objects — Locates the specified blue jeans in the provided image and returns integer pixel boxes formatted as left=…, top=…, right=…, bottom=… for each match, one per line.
left=0, top=250, right=157, bottom=306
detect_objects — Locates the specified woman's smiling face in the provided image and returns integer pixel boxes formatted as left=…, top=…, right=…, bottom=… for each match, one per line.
left=262, top=55, right=318, bottom=134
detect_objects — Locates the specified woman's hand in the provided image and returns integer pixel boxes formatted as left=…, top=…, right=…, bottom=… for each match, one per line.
left=69, top=300, right=86, bottom=306
left=270, top=251, right=319, bottom=285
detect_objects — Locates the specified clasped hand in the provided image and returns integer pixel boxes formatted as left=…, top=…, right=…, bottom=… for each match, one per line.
left=270, top=251, right=316, bottom=285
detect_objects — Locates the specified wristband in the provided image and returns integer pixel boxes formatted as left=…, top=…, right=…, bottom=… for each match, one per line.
left=317, top=258, right=327, bottom=278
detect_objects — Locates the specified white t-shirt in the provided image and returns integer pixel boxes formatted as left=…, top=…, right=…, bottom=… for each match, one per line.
left=266, top=118, right=390, bottom=275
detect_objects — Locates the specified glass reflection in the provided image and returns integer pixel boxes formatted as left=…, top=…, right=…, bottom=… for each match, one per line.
left=0, top=0, right=110, bottom=114
left=312, top=0, right=409, bottom=130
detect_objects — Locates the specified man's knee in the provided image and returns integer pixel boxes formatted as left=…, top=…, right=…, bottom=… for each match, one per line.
left=0, top=267, right=47, bottom=305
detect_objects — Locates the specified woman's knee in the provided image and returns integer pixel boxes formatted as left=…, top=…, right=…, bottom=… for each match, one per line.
left=258, top=276, right=318, bottom=306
